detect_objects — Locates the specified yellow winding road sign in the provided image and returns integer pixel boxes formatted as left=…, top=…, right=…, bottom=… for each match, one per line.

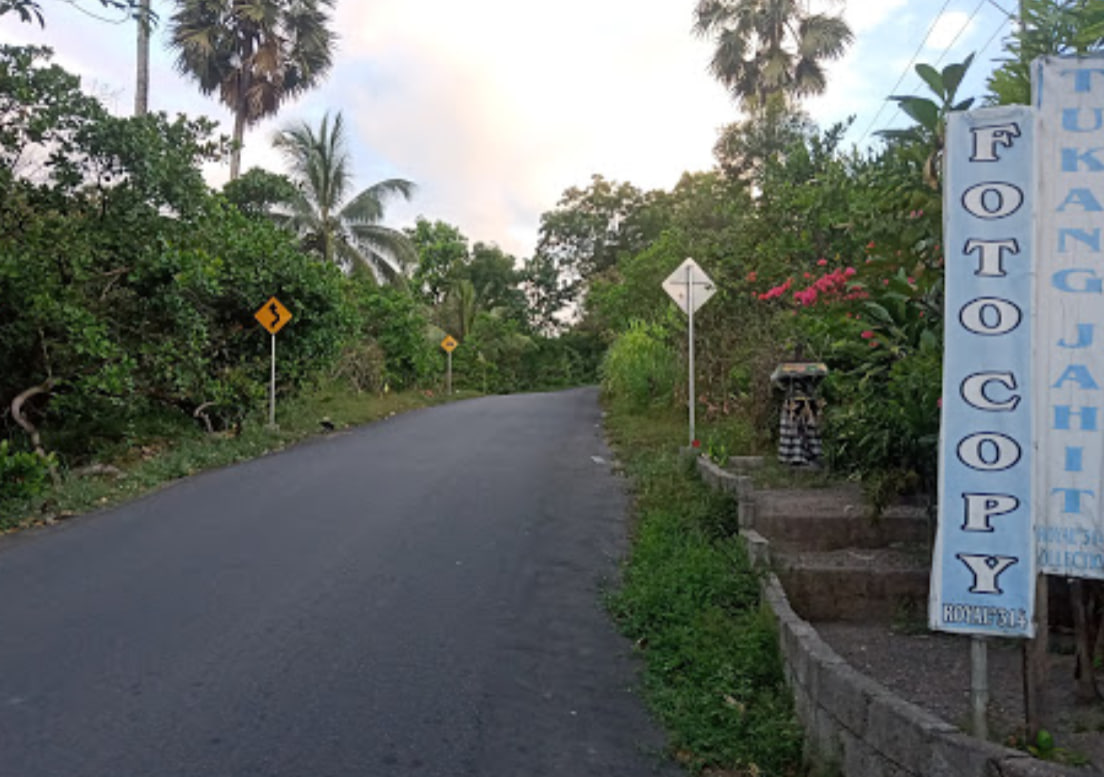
left=255, top=296, right=292, bottom=335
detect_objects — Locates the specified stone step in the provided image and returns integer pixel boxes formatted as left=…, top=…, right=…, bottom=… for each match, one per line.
left=748, top=487, right=930, bottom=550
left=775, top=546, right=931, bottom=623
left=755, top=511, right=930, bottom=552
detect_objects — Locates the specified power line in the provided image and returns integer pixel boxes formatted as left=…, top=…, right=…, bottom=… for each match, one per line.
left=857, top=0, right=954, bottom=144
left=58, top=0, right=131, bottom=25
left=978, top=14, right=1014, bottom=58
left=932, top=0, right=989, bottom=66
left=862, top=0, right=993, bottom=144
left=987, top=0, right=1015, bottom=20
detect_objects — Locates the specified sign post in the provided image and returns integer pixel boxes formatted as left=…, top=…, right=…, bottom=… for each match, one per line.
left=933, top=54, right=1104, bottom=736
left=254, top=296, right=292, bottom=427
left=662, top=258, right=715, bottom=445
left=440, top=335, right=458, bottom=395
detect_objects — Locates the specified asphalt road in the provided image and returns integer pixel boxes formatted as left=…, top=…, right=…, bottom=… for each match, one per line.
left=0, top=387, right=680, bottom=777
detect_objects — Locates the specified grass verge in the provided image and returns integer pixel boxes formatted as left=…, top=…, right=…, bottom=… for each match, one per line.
left=604, top=401, right=804, bottom=776
left=1, top=382, right=474, bottom=533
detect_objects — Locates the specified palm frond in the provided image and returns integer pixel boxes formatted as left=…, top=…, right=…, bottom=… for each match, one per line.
left=341, top=178, right=416, bottom=224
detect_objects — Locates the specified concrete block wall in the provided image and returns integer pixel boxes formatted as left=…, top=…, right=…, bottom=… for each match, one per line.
left=693, top=455, right=1088, bottom=777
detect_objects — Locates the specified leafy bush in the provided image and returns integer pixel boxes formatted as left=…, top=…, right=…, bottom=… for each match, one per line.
left=0, top=440, right=52, bottom=504
left=332, top=340, right=386, bottom=394
left=600, top=321, right=681, bottom=409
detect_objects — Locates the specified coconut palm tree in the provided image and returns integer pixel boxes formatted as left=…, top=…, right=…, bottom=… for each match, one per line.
left=274, top=111, right=417, bottom=282
left=168, top=0, right=336, bottom=179
left=693, top=0, right=853, bottom=111
left=135, top=0, right=152, bottom=115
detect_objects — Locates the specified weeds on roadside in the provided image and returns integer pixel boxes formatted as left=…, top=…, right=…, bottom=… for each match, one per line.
left=0, top=383, right=463, bottom=532
left=604, top=401, right=804, bottom=775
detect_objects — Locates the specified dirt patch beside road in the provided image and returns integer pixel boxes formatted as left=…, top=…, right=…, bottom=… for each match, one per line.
left=815, top=622, right=1104, bottom=772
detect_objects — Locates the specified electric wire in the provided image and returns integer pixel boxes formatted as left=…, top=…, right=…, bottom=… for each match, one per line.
left=856, top=0, right=955, bottom=144
left=860, top=0, right=998, bottom=146
left=58, top=0, right=131, bottom=25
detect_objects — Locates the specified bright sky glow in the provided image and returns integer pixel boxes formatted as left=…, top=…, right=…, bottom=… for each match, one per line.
left=0, top=0, right=1015, bottom=257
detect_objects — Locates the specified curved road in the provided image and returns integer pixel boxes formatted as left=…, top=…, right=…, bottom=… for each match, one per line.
left=0, top=388, right=679, bottom=777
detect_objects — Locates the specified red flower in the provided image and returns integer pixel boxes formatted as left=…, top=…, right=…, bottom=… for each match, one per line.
left=861, top=330, right=875, bottom=339
left=817, top=258, right=828, bottom=266
left=691, top=439, right=701, bottom=448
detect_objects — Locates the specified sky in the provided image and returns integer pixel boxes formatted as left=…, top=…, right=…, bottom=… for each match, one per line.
left=0, top=0, right=1018, bottom=259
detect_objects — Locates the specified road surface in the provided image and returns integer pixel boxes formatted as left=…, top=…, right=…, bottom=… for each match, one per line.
left=0, top=388, right=679, bottom=777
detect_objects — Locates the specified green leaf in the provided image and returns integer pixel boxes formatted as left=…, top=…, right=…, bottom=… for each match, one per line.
left=914, top=63, right=945, bottom=100
left=889, top=96, right=940, bottom=131
left=941, top=53, right=974, bottom=101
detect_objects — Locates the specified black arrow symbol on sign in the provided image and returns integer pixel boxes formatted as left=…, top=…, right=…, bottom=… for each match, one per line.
left=269, top=303, right=281, bottom=329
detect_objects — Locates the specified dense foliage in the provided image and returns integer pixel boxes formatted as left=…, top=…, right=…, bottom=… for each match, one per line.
left=587, top=4, right=1103, bottom=504
left=0, top=46, right=599, bottom=481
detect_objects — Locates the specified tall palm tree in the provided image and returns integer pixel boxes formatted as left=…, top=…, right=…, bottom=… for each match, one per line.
left=168, top=0, right=336, bottom=179
left=274, top=111, right=417, bottom=282
left=693, top=0, right=853, bottom=111
left=134, top=0, right=152, bottom=115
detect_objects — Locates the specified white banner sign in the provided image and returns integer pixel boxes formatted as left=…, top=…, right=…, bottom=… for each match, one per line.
left=932, top=106, right=1037, bottom=637
left=1034, top=56, right=1104, bottom=579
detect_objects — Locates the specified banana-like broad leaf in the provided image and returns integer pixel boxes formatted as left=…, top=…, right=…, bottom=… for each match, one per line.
left=941, top=53, right=973, bottom=101
left=914, top=63, right=944, bottom=100
left=889, top=95, right=939, bottom=132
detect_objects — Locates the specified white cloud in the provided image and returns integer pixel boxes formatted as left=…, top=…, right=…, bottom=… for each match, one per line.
left=926, top=11, right=973, bottom=51
left=0, top=0, right=1004, bottom=258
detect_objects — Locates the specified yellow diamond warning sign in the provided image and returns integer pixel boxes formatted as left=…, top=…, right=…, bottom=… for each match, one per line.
left=255, top=296, right=292, bottom=335
left=440, top=335, right=458, bottom=353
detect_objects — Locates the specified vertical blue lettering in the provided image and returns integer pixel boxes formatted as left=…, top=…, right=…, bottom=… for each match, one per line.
left=1057, top=188, right=1104, bottom=212
left=1053, top=487, right=1095, bottom=514
left=1063, top=108, right=1104, bottom=132
left=1061, top=69, right=1104, bottom=92
left=1066, top=446, right=1084, bottom=472
left=1059, top=324, right=1094, bottom=348
left=1054, top=406, right=1099, bottom=430
left=1058, top=228, right=1102, bottom=252
left=1062, top=148, right=1104, bottom=171
left=1053, top=364, right=1100, bottom=389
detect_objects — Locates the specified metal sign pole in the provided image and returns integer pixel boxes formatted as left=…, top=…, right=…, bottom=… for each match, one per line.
left=971, top=636, right=989, bottom=738
left=687, top=263, right=695, bottom=446
left=447, top=351, right=453, bottom=395
left=269, top=333, right=277, bottom=428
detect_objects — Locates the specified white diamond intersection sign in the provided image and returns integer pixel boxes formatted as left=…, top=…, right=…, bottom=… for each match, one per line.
left=663, top=258, right=715, bottom=315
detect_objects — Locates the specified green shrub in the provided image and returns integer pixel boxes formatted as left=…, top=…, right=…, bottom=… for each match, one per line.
left=600, top=320, right=681, bottom=409
left=0, top=440, right=52, bottom=503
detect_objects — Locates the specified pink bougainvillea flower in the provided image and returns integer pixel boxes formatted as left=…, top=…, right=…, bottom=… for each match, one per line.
left=869, top=340, right=879, bottom=347
left=746, top=271, right=757, bottom=282
left=861, top=330, right=875, bottom=339
left=803, top=272, right=812, bottom=279
left=817, top=258, right=828, bottom=266
left=844, top=267, right=857, bottom=277
left=866, top=241, right=876, bottom=249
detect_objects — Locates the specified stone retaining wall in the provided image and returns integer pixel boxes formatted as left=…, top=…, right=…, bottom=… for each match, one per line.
left=694, top=456, right=1087, bottom=777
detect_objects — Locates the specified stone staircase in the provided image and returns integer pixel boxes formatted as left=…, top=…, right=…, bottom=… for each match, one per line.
left=700, top=457, right=932, bottom=623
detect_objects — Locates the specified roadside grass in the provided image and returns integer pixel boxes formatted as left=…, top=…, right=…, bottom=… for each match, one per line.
left=1, top=382, right=473, bottom=533
left=604, top=401, right=804, bottom=775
